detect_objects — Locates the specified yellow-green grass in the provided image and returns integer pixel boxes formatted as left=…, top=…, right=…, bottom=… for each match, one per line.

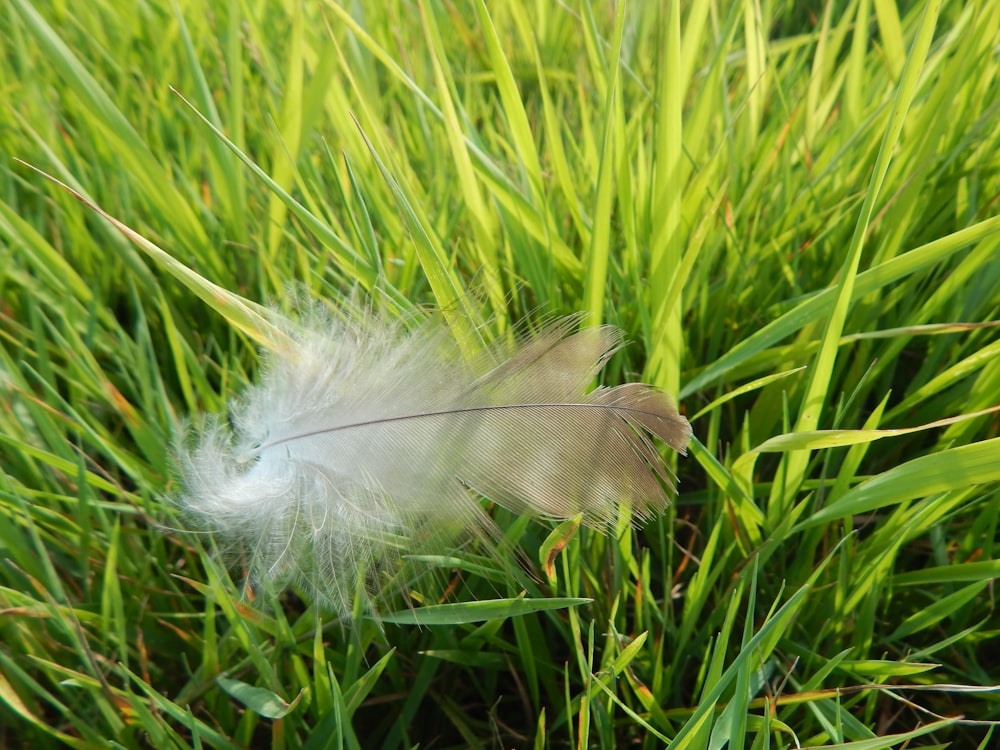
left=2, top=0, right=999, bottom=747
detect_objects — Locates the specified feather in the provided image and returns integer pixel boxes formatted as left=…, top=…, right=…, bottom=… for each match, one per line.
left=178, top=309, right=691, bottom=615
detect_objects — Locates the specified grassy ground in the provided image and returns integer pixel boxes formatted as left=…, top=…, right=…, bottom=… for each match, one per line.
left=2, top=0, right=1000, bottom=747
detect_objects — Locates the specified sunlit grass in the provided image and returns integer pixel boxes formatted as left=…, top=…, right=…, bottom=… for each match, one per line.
left=2, top=0, right=999, bottom=747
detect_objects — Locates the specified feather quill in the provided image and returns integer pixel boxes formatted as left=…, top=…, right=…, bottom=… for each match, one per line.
left=179, top=309, right=691, bottom=615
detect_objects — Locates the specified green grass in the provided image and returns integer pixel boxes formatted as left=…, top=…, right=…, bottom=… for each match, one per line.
left=2, top=0, right=999, bottom=747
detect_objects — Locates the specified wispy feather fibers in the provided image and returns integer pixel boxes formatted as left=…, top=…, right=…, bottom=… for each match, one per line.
left=178, top=310, right=691, bottom=615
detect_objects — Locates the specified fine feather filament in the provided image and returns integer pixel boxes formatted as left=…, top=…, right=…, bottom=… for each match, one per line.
left=178, top=310, right=691, bottom=615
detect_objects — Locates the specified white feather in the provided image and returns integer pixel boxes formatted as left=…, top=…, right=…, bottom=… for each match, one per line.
left=178, top=309, right=691, bottom=615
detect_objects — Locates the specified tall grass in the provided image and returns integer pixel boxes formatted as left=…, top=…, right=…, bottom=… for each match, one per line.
left=2, top=0, right=999, bottom=747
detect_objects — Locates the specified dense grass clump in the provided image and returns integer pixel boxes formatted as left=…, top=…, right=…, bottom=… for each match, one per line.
left=2, top=0, right=999, bottom=747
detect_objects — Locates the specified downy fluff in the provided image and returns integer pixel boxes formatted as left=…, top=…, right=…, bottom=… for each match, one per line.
left=178, top=309, right=691, bottom=615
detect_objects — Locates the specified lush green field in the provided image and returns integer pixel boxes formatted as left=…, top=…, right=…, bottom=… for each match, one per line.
left=2, top=0, right=999, bottom=747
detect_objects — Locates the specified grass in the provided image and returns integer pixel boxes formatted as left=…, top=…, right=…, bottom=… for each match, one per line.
left=2, top=0, right=999, bottom=747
